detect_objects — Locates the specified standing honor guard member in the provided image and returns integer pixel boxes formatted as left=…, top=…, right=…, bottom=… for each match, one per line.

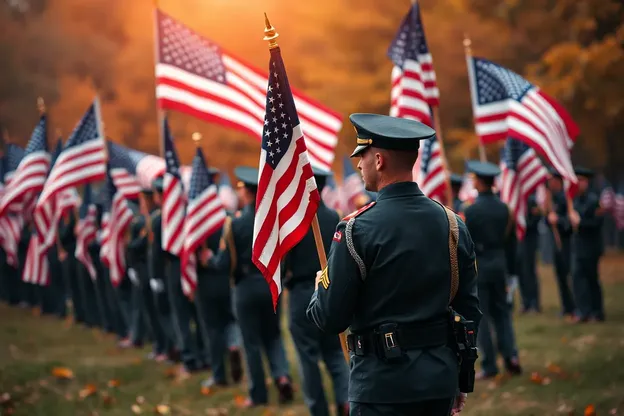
left=307, top=114, right=481, bottom=416
left=571, top=167, right=605, bottom=322
left=462, top=160, right=522, bottom=379
left=285, top=167, right=350, bottom=416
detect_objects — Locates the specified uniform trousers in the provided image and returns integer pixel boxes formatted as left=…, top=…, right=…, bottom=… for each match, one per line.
left=350, top=398, right=454, bottom=416
left=518, top=232, right=540, bottom=311
left=551, top=235, right=576, bottom=315
left=288, top=281, right=349, bottom=416
left=572, top=255, right=604, bottom=320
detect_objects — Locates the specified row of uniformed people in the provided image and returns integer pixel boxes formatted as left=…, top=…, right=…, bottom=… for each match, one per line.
left=448, top=162, right=605, bottom=380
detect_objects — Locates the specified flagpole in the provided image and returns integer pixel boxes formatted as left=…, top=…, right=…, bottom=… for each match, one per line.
left=263, top=14, right=350, bottom=364
left=463, top=35, right=487, bottom=163
left=152, top=0, right=166, bottom=158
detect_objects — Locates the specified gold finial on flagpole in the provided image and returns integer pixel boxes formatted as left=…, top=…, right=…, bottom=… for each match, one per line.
left=37, top=97, right=46, bottom=115
left=263, top=13, right=279, bottom=49
left=463, top=34, right=472, bottom=55
left=192, top=132, right=202, bottom=147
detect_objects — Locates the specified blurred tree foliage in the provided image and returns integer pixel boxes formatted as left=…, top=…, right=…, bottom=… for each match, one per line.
left=0, top=0, right=621, bottom=178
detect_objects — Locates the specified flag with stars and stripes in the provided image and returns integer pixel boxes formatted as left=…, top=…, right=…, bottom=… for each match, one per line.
left=320, top=175, right=343, bottom=214
left=75, top=183, right=98, bottom=280
left=388, top=1, right=439, bottom=125
left=499, top=137, right=549, bottom=240
left=107, top=141, right=166, bottom=199
left=342, top=157, right=364, bottom=214
left=154, top=9, right=341, bottom=171
left=180, top=147, right=226, bottom=296
left=217, top=172, right=238, bottom=213
left=417, top=128, right=446, bottom=201
left=0, top=143, right=25, bottom=268
left=36, top=98, right=107, bottom=209
left=466, top=56, right=578, bottom=197
left=161, top=118, right=186, bottom=256
left=100, top=168, right=134, bottom=286
left=252, top=45, right=321, bottom=308
left=0, top=115, right=50, bottom=217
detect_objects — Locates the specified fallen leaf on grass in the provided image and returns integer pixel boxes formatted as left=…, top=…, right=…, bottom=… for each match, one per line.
left=233, top=395, right=247, bottom=408
left=101, top=391, right=115, bottom=407
left=155, top=404, right=170, bottom=414
left=136, top=396, right=146, bottom=405
left=546, top=362, right=564, bottom=375
left=0, top=392, right=12, bottom=405
left=132, top=404, right=143, bottom=414
left=107, top=379, right=121, bottom=388
left=530, top=372, right=551, bottom=385
left=205, top=409, right=228, bottom=416
left=79, top=384, right=98, bottom=399
left=164, top=368, right=177, bottom=379
left=52, top=367, right=74, bottom=380
left=584, top=404, right=596, bottom=416
left=200, top=386, right=213, bottom=396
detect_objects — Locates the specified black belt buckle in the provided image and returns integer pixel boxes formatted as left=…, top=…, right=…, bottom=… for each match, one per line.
left=376, top=323, right=402, bottom=362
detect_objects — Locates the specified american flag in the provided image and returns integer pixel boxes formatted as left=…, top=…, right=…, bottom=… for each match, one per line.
left=388, top=1, right=439, bottom=125
left=417, top=132, right=446, bottom=201
left=161, top=117, right=186, bottom=256
left=100, top=168, right=134, bottom=286
left=458, top=167, right=477, bottom=204
left=36, top=98, right=107, bottom=209
left=499, top=137, right=549, bottom=240
left=75, top=183, right=98, bottom=280
left=154, top=9, right=341, bottom=171
left=341, top=157, right=364, bottom=214
left=320, top=175, right=343, bottom=213
left=180, top=146, right=226, bottom=296
left=466, top=56, right=578, bottom=197
left=252, top=45, right=321, bottom=308
left=107, top=142, right=165, bottom=199
left=0, top=115, right=50, bottom=217
left=0, top=144, right=25, bottom=268
left=217, top=172, right=238, bottom=212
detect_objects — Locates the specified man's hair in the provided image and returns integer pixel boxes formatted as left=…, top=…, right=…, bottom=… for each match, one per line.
left=478, top=176, right=495, bottom=188
left=382, top=148, right=419, bottom=173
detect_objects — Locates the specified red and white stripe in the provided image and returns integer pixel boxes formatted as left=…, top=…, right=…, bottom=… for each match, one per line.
left=105, top=193, right=134, bottom=286
left=390, top=54, right=439, bottom=126
left=253, top=124, right=320, bottom=306
left=111, top=168, right=142, bottom=200
left=154, top=11, right=340, bottom=172
left=0, top=151, right=50, bottom=217
left=22, top=237, right=49, bottom=286
left=75, top=204, right=98, bottom=280
left=162, top=172, right=185, bottom=256
left=499, top=149, right=549, bottom=240
left=0, top=214, right=23, bottom=267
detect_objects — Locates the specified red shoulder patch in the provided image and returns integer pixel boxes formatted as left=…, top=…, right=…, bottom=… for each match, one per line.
left=342, top=201, right=376, bottom=221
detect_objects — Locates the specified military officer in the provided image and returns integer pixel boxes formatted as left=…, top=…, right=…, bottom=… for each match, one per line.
left=571, top=167, right=605, bottom=322
left=450, top=173, right=464, bottom=213
left=518, top=191, right=542, bottom=313
left=546, top=169, right=577, bottom=318
left=285, top=167, right=349, bottom=416
left=462, top=160, right=522, bottom=380
left=206, top=166, right=293, bottom=408
left=149, top=177, right=177, bottom=362
left=307, top=114, right=481, bottom=416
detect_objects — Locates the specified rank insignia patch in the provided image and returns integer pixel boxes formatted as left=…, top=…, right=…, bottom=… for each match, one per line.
left=320, top=267, right=330, bottom=290
left=333, top=231, right=342, bottom=242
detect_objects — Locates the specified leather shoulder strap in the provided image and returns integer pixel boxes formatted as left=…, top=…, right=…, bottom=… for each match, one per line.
left=443, top=205, right=460, bottom=304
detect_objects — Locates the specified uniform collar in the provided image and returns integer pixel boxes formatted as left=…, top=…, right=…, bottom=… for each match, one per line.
left=376, top=181, right=423, bottom=201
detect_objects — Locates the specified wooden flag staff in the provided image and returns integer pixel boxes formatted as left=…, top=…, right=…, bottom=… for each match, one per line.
left=263, top=15, right=350, bottom=364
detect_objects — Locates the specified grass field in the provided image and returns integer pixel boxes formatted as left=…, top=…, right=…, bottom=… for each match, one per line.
left=1, top=255, right=624, bottom=416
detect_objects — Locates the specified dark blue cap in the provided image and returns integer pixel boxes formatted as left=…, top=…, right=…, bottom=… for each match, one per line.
left=466, top=160, right=501, bottom=178
left=234, top=166, right=259, bottom=187
left=152, top=177, right=164, bottom=193
left=574, top=166, right=594, bottom=178
left=349, top=113, right=436, bottom=158
left=450, top=173, right=463, bottom=185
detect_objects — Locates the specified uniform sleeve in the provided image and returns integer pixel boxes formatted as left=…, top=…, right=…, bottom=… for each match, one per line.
left=306, top=220, right=362, bottom=334
left=208, top=219, right=234, bottom=275
left=451, top=218, right=482, bottom=332
left=579, top=195, right=603, bottom=230
left=505, top=208, right=517, bottom=276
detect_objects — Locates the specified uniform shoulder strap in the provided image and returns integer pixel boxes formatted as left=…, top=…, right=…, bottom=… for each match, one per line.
left=432, top=201, right=460, bottom=304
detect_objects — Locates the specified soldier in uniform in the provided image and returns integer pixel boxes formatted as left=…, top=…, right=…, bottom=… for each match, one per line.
left=285, top=167, right=349, bottom=416
left=545, top=169, right=577, bottom=319
left=450, top=173, right=463, bottom=213
left=206, top=166, right=293, bottom=408
left=307, top=114, right=481, bottom=416
left=149, top=177, right=177, bottom=362
left=462, top=160, right=522, bottom=379
left=571, top=167, right=605, bottom=322
left=518, top=191, right=542, bottom=313
left=58, top=209, right=85, bottom=323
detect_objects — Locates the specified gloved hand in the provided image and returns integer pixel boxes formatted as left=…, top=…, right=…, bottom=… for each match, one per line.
left=451, top=392, right=467, bottom=414
left=506, top=275, right=519, bottom=304
left=150, top=278, right=164, bottom=293
left=127, top=268, right=139, bottom=286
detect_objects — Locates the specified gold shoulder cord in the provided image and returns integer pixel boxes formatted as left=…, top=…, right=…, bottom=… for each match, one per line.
left=443, top=206, right=460, bottom=304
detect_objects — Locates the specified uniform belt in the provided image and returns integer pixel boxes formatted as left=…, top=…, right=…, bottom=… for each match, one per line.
left=347, top=321, right=449, bottom=356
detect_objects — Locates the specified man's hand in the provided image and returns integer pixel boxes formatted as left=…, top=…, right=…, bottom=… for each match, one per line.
left=200, top=248, right=213, bottom=266
left=314, top=270, right=323, bottom=291
left=58, top=249, right=68, bottom=262
left=547, top=212, right=558, bottom=225
left=569, top=210, right=580, bottom=229
left=451, top=393, right=467, bottom=414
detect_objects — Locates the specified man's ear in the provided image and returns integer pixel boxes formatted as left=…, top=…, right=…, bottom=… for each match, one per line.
left=375, top=151, right=384, bottom=172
